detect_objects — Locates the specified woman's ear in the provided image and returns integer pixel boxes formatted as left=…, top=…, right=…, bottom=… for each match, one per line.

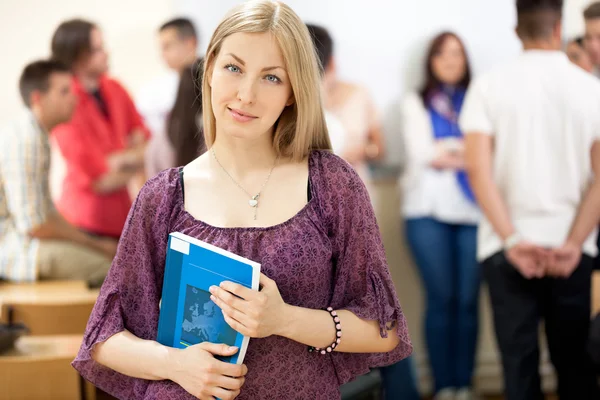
left=285, top=95, right=295, bottom=107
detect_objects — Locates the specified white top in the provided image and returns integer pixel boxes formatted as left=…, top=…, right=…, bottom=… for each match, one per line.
left=398, top=91, right=480, bottom=225
left=135, top=71, right=179, bottom=136
left=325, top=111, right=346, bottom=156
left=459, top=50, right=600, bottom=261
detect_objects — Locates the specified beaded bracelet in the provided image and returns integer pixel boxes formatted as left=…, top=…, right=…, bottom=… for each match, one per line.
left=308, top=307, right=342, bottom=355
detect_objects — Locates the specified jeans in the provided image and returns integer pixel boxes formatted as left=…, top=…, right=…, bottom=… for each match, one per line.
left=380, top=356, right=420, bottom=400
left=405, top=217, right=479, bottom=393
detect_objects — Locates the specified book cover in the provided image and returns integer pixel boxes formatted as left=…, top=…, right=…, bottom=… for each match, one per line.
left=157, top=232, right=261, bottom=365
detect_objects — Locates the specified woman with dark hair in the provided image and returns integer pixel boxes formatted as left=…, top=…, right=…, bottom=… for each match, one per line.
left=398, top=32, right=480, bottom=400
left=146, top=58, right=206, bottom=177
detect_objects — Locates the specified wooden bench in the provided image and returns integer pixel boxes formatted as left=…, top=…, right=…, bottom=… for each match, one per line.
left=0, top=335, right=85, bottom=400
left=0, top=280, right=99, bottom=335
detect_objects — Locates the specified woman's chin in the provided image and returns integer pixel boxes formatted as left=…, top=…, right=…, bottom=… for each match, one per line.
left=220, top=127, right=260, bottom=141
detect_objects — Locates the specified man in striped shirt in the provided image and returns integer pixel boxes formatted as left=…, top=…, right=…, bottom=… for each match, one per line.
left=0, top=60, right=115, bottom=286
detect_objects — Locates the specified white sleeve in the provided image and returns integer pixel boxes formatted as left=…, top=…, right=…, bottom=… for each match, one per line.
left=459, top=77, right=494, bottom=136
left=400, top=93, right=437, bottom=168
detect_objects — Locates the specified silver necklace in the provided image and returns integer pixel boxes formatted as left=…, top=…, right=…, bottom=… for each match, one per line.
left=211, top=148, right=278, bottom=220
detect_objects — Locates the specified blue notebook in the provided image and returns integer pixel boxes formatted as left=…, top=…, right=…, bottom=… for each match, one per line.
left=157, top=232, right=261, bottom=365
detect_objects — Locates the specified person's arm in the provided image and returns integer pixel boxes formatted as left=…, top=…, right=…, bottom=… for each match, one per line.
left=91, top=330, right=171, bottom=380
left=0, top=126, right=115, bottom=255
left=92, top=169, right=139, bottom=194
left=365, top=125, right=385, bottom=161
left=563, top=141, right=600, bottom=247
left=460, top=78, right=545, bottom=278
left=464, top=134, right=514, bottom=240
left=29, top=212, right=117, bottom=258
left=211, top=157, right=411, bottom=363
left=283, top=306, right=399, bottom=353
left=93, top=130, right=148, bottom=194
left=73, top=173, right=246, bottom=400
left=430, top=144, right=465, bottom=170
left=210, top=274, right=399, bottom=354
left=108, top=129, right=148, bottom=172
left=547, top=141, right=600, bottom=277
left=400, top=93, right=463, bottom=172
left=92, top=330, right=246, bottom=400
left=464, top=133, right=545, bottom=278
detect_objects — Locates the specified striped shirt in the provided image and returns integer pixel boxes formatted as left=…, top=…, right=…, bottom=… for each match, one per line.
left=0, top=109, right=55, bottom=281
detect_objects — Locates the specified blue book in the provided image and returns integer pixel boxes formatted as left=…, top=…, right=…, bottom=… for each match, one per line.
left=157, top=232, right=261, bottom=365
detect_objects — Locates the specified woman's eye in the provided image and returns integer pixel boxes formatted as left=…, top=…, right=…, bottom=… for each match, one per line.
left=225, top=64, right=240, bottom=73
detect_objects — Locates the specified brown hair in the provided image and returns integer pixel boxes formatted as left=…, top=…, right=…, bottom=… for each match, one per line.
left=419, top=32, right=471, bottom=104
left=51, top=19, right=96, bottom=70
left=584, top=2, right=600, bottom=20
left=201, top=0, right=331, bottom=161
left=159, top=17, right=198, bottom=40
left=516, top=0, right=562, bottom=40
left=19, top=59, right=70, bottom=107
left=167, top=58, right=206, bottom=167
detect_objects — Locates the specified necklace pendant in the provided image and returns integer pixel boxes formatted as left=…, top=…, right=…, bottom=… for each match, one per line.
left=249, top=194, right=259, bottom=208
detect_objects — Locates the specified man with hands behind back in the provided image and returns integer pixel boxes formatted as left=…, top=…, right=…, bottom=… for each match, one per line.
left=461, top=0, right=600, bottom=399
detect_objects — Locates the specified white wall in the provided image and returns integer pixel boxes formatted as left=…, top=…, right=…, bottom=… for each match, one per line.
left=177, top=0, right=523, bottom=111
left=565, top=0, right=596, bottom=38
left=0, top=1, right=593, bottom=125
left=0, top=0, right=177, bottom=124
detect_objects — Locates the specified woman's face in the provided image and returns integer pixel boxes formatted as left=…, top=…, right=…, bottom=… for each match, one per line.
left=209, top=32, right=294, bottom=142
left=566, top=41, right=594, bottom=73
left=431, top=36, right=467, bottom=86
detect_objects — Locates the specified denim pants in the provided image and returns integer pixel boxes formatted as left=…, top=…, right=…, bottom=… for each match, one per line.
left=405, top=217, right=479, bottom=393
left=380, top=355, right=420, bottom=400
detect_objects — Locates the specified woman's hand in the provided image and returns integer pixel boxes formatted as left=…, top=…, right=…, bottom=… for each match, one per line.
left=209, top=273, right=287, bottom=338
left=168, top=342, right=247, bottom=400
left=430, top=150, right=465, bottom=170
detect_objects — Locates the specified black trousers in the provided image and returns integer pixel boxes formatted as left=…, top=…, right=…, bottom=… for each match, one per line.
left=482, top=252, right=599, bottom=400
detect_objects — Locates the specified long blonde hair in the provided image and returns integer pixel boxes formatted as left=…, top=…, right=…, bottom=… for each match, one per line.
left=201, top=0, right=331, bottom=161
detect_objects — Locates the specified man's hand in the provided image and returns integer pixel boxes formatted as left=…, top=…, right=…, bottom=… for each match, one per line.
left=546, top=241, right=582, bottom=279
left=506, top=241, right=549, bottom=279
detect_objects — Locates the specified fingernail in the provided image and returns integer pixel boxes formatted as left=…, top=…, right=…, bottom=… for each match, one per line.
left=229, top=346, right=238, bottom=351
left=209, top=286, right=216, bottom=293
left=210, top=295, right=216, bottom=302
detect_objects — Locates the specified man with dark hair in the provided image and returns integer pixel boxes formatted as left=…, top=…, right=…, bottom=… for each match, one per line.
left=50, top=19, right=150, bottom=240
left=584, top=1, right=600, bottom=76
left=306, top=24, right=333, bottom=74
left=305, top=23, right=346, bottom=157
left=304, top=23, right=383, bottom=188
left=461, top=1, right=600, bottom=398
left=137, top=17, right=200, bottom=137
left=0, top=60, right=115, bottom=286
left=159, top=17, right=199, bottom=72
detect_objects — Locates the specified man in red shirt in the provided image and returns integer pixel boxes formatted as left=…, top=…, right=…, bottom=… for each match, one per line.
left=51, top=19, right=150, bottom=238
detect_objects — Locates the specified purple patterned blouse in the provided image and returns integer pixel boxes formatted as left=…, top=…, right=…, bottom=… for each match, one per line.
left=73, top=150, right=412, bottom=399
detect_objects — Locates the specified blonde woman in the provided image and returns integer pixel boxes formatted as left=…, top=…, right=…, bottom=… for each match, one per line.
left=72, top=1, right=411, bottom=399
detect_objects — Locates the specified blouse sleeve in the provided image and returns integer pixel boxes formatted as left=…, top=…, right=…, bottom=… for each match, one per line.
left=317, top=152, right=413, bottom=385
left=71, top=169, right=178, bottom=399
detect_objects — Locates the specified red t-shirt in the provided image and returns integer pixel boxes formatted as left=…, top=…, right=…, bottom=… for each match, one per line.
left=52, top=76, right=150, bottom=237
